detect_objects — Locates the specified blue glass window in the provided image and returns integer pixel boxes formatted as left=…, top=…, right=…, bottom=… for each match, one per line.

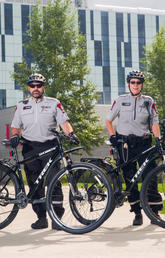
left=94, top=41, right=102, bottom=66
left=1, top=35, right=5, bottom=62
left=103, top=67, right=110, bottom=88
left=78, top=10, right=86, bottom=35
left=116, top=13, right=125, bottom=94
left=21, top=5, right=29, bottom=33
left=0, top=90, right=6, bottom=109
left=90, top=11, right=94, bottom=40
left=101, top=12, right=109, bottom=67
left=21, top=5, right=32, bottom=64
left=124, top=14, right=132, bottom=67
left=138, top=15, right=145, bottom=68
left=0, top=4, right=1, bottom=34
left=116, top=13, right=124, bottom=40
left=4, top=4, right=13, bottom=35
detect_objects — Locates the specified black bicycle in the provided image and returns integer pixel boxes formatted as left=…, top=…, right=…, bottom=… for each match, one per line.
left=0, top=130, right=114, bottom=234
left=81, top=119, right=165, bottom=228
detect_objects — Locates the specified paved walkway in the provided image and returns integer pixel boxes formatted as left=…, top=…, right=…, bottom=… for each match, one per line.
left=0, top=203, right=165, bottom=258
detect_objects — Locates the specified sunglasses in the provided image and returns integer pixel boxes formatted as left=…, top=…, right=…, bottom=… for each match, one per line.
left=130, top=81, right=142, bottom=85
left=29, top=84, right=43, bottom=88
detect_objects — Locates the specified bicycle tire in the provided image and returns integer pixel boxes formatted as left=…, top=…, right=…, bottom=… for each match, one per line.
left=68, top=170, right=95, bottom=226
left=0, top=164, right=20, bottom=229
left=69, top=165, right=115, bottom=225
left=140, top=164, right=165, bottom=227
left=46, top=162, right=115, bottom=234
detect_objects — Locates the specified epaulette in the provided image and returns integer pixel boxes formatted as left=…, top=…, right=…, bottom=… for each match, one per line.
left=142, top=95, right=153, bottom=102
left=44, top=96, right=57, bottom=101
left=19, top=99, right=29, bottom=104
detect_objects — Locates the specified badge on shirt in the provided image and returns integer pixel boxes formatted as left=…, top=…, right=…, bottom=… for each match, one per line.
left=23, top=106, right=32, bottom=110
left=122, top=102, right=131, bottom=106
left=57, top=103, right=65, bottom=113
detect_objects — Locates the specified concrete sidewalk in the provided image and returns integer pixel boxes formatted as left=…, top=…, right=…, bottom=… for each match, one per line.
left=0, top=203, right=165, bottom=258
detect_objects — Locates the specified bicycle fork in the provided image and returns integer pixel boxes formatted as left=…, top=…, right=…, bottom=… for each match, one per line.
left=111, top=171, right=128, bottom=207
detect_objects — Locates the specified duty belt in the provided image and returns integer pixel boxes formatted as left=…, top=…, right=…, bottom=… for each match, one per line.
left=116, top=133, right=151, bottom=146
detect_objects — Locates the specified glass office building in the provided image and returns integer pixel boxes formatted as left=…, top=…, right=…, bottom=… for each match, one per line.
left=1, top=0, right=165, bottom=108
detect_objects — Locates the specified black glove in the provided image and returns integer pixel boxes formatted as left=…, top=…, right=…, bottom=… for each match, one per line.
left=155, top=137, right=163, bottom=154
left=109, top=135, right=118, bottom=147
left=68, top=132, right=79, bottom=145
left=10, top=134, right=20, bottom=148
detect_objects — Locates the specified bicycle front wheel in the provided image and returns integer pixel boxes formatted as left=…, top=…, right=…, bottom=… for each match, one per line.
left=0, top=164, right=20, bottom=229
left=140, top=164, right=165, bottom=227
left=46, top=163, right=114, bottom=234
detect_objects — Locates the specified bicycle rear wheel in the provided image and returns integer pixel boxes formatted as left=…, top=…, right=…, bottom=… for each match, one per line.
left=0, top=164, right=20, bottom=229
left=140, top=164, right=165, bottom=227
left=46, top=163, right=114, bottom=234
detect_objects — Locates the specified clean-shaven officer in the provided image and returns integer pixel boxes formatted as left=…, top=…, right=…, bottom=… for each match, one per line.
left=106, top=70, right=162, bottom=226
left=10, top=73, right=79, bottom=229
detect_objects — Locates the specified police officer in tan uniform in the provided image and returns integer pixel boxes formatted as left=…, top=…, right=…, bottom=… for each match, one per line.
left=106, top=70, right=162, bottom=226
left=11, top=73, right=79, bottom=229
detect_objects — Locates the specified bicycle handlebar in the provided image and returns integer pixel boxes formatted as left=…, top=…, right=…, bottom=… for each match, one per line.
left=1, top=128, right=78, bottom=148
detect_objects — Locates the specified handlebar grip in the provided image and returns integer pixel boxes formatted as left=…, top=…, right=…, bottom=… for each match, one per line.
left=1, top=139, right=11, bottom=146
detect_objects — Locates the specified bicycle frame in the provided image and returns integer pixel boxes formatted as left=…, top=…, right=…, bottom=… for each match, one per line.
left=82, top=144, right=165, bottom=205
left=120, top=146, right=159, bottom=192
left=6, top=137, right=83, bottom=202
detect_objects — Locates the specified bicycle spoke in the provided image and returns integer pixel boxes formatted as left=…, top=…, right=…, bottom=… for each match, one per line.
left=47, top=163, right=114, bottom=234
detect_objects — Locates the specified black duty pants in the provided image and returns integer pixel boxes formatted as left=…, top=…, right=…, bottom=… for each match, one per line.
left=117, top=135, right=162, bottom=214
left=22, top=139, right=64, bottom=219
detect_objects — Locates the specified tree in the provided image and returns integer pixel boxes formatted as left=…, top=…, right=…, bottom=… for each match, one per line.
left=12, top=0, right=105, bottom=152
left=142, top=27, right=165, bottom=119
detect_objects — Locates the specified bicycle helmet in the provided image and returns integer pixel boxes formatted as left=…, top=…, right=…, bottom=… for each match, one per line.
left=127, top=70, right=145, bottom=83
left=27, top=73, right=46, bottom=85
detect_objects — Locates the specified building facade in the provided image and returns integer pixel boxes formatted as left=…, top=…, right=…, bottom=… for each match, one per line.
left=1, top=0, right=165, bottom=108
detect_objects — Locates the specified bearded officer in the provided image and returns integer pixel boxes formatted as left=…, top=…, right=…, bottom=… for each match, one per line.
left=10, top=73, right=79, bottom=229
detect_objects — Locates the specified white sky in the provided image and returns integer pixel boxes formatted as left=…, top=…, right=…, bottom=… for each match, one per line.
left=87, top=0, right=165, bottom=11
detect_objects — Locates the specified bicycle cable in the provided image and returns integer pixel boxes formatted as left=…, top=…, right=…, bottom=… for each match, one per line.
left=121, top=142, right=128, bottom=163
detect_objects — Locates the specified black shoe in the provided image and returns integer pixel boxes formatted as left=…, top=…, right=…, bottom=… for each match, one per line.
left=52, top=221, right=62, bottom=230
left=133, top=214, right=143, bottom=226
left=31, top=218, right=48, bottom=229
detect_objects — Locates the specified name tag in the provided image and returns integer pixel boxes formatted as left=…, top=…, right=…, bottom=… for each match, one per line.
left=122, top=102, right=131, bottom=106
left=23, top=106, right=32, bottom=110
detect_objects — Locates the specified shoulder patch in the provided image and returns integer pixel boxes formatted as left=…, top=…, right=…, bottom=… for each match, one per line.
left=111, top=100, right=116, bottom=110
left=57, top=103, right=65, bottom=113
left=152, top=103, right=158, bottom=114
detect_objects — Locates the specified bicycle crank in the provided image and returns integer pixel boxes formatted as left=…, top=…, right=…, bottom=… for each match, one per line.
left=17, top=192, right=28, bottom=209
